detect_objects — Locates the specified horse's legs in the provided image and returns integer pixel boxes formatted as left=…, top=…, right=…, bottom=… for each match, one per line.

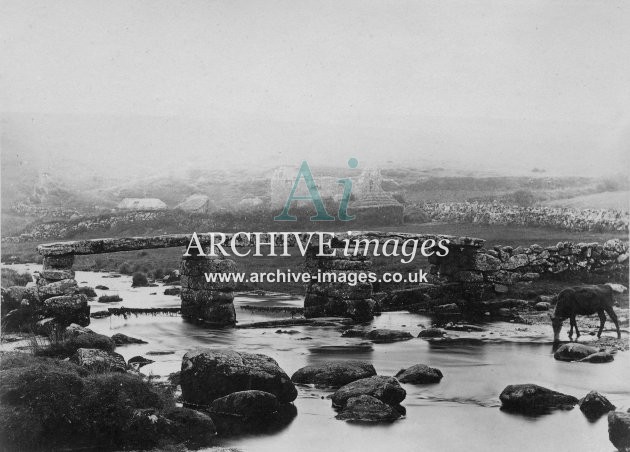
left=597, top=310, right=606, bottom=338
left=605, top=306, right=621, bottom=339
left=573, top=315, right=580, bottom=339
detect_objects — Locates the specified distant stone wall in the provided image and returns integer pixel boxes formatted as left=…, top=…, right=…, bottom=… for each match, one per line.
left=417, top=202, right=629, bottom=232
left=429, top=238, right=630, bottom=295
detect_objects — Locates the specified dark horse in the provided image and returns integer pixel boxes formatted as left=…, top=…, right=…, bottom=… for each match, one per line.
left=550, top=284, right=621, bottom=342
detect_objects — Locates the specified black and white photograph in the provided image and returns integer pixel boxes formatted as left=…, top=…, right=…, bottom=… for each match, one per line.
left=1, top=1, right=629, bottom=451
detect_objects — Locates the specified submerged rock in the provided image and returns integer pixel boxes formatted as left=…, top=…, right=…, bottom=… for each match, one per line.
left=341, top=328, right=366, bottom=338
left=499, top=384, right=578, bottom=413
left=579, top=351, right=614, bottom=363
left=291, top=361, right=377, bottom=387
left=336, top=395, right=402, bottom=422
left=161, top=407, right=217, bottom=442
left=98, top=295, right=122, bottom=303
left=95, top=285, right=109, bottom=290
left=209, top=390, right=280, bottom=418
left=128, top=356, right=154, bottom=368
left=608, top=411, right=630, bottom=451
left=111, top=333, right=148, bottom=345
left=164, top=287, right=181, bottom=296
left=77, top=286, right=97, bottom=298
left=395, top=364, right=443, bottom=384
left=332, top=376, right=406, bottom=408
left=554, top=343, right=599, bottom=362
left=579, top=391, right=615, bottom=419
left=417, top=328, right=446, bottom=338
left=71, top=348, right=127, bottom=372
left=180, top=349, right=297, bottom=406
left=129, top=407, right=216, bottom=446
left=365, top=329, right=413, bottom=342
left=444, top=324, right=485, bottom=332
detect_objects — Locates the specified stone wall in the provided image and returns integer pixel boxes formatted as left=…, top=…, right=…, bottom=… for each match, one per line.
left=180, top=255, right=237, bottom=325
left=416, top=202, right=628, bottom=233
left=429, top=238, right=629, bottom=296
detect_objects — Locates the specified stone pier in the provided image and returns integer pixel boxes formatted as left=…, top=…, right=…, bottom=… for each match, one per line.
left=303, top=247, right=375, bottom=321
left=180, top=255, right=237, bottom=325
left=32, top=232, right=488, bottom=326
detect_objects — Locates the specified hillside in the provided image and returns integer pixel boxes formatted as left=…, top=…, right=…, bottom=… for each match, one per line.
left=542, top=191, right=629, bottom=210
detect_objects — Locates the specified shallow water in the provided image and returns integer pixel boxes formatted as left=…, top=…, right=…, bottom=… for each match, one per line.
left=9, top=264, right=630, bottom=452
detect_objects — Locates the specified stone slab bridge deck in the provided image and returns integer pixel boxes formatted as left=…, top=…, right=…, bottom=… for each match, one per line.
left=31, top=232, right=628, bottom=328
left=36, top=231, right=486, bottom=326
left=36, top=231, right=485, bottom=256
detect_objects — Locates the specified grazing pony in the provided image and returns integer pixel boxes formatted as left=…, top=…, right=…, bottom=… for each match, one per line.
left=550, top=285, right=620, bottom=342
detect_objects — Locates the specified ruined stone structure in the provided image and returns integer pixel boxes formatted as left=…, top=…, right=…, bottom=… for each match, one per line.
left=270, top=166, right=343, bottom=206
left=351, top=168, right=403, bottom=225
left=270, top=166, right=403, bottom=225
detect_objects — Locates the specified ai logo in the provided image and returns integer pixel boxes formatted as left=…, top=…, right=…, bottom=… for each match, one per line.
left=274, top=158, right=359, bottom=221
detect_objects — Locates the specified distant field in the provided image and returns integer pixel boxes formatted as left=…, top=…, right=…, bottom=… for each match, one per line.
left=542, top=191, right=629, bottom=210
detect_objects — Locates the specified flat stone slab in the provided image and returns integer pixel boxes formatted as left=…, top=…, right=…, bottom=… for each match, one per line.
left=37, top=231, right=484, bottom=256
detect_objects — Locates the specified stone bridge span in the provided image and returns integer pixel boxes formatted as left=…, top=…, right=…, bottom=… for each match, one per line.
left=34, top=232, right=628, bottom=327
left=35, top=232, right=485, bottom=325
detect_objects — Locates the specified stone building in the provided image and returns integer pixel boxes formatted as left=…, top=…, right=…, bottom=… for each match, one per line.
left=269, top=166, right=403, bottom=225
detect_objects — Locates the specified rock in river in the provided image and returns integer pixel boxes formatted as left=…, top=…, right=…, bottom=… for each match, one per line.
left=417, top=328, right=446, bottom=338
left=71, top=348, right=127, bottom=372
left=579, top=351, right=614, bottom=363
left=336, top=395, right=402, bottom=422
left=128, top=356, right=155, bottom=368
left=554, top=343, right=599, bottom=362
left=395, top=364, right=443, bottom=384
left=181, top=349, right=297, bottom=406
left=111, top=333, right=148, bottom=345
left=579, top=391, right=615, bottom=419
left=608, top=411, right=630, bottom=451
left=499, top=384, right=578, bottom=413
left=42, top=294, right=90, bottom=328
left=332, top=376, right=406, bottom=408
left=365, top=329, right=413, bottom=342
left=210, top=390, right=280, bottom=418
left=291, top=361, right=377, bottom=387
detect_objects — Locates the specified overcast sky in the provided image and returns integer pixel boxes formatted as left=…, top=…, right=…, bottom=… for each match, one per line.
left=1, top=0, right=629, bottom=176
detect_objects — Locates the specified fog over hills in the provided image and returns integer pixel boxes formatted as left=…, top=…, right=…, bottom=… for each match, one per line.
left=2, top=0, right=629, bottom=208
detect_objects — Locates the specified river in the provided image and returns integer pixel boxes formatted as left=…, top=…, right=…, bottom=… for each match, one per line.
left=8, top=264, right=630, bottom=452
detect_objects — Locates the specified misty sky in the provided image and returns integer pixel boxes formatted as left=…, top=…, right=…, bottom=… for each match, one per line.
left=1, top=0, right=629, bottom=176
